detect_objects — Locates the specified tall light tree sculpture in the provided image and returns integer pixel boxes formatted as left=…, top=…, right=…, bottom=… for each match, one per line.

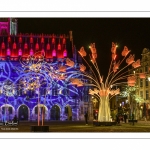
left=72, top=42, right=141, bottom=122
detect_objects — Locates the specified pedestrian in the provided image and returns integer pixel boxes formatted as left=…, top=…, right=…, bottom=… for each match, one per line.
left=116, top=114, right=120, bottom=124
left=13, top=115, right=17, bottom=123
left=132, top=113, right=134, bottom=125
left=84, top=112, right=88, bottom=125
left=144, top=116, right=147, bottom=122
left=124, top=113, right=127, bottom=123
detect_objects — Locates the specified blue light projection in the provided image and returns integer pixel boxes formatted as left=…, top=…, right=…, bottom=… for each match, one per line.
left=0, top=57, right=84, bottom=122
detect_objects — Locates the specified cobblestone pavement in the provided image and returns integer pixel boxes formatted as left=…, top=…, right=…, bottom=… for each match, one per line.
left=0, top=120, right=150, bottom=132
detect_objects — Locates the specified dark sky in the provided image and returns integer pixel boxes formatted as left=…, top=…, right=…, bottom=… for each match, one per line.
left=17, top=18, right=150, bottom=77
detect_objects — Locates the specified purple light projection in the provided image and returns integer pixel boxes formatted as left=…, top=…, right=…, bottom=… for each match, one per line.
left=0, top=58, right=83, bottom=122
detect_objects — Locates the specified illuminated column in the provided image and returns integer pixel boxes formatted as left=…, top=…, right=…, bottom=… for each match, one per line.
left=88, top=101, right=93, bottom=121
left=38, top=88, right=40, bottom=126
left=30, top=108, right=32, bottom=121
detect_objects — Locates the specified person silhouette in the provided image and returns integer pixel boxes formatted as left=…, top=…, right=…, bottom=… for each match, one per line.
left=13, top=115, right=17, bottom=123
left=84, top=112, right=88, bottom=125
left=124, top=113, right=127, bottom=123
left=132, top=113, right=134, bottom=125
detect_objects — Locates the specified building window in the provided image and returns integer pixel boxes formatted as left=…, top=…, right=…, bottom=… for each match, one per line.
left=140, top=79, right=143, bottom=87
left=140, top=69, right=142, bottom=73
left=145, top=66, right=148, bottom=72
left=140, top=91, right=143, bottom=98
left=146, top=78, right=149, bottom=87
left=146, top=90, right=149, bottom=100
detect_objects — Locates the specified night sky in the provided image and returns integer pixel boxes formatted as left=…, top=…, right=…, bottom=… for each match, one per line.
left=17, top=18, right=150, bottom=77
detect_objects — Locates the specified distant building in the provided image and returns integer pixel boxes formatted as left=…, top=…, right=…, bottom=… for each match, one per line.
left=0, top=18, right=17, bottom=35
left=135, top=48, right=150, bottom=120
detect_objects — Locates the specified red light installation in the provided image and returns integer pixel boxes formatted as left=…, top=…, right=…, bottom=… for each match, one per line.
left=30, top=36, right=33, bottom=43
left=6, top=45, right=11, bottom=57
left=52, top=49, right=56, bottom=57
left=1, top=41, right=5, bottom=50
left=52, top=44, right=56, bottom=57
left=30, top=44, right=34, bottom=56
left=30, top=48, right=34, bottom=56
left=23, top=40, right=29, bottom=57
left=0, top=39, right=5, bottom=57
left=63, top=46, right=67, bottom=57
left=0, top=33, right=71, bottom=60
left=46, top=43, right=50, bottom=50
left=18, top=44, right=22, bottom=56
left=41, top=36, right=44, bottom=43
left=62, top=38, right=66, bottom=44
left=52, top=37, right=55, bottom=44
left=35, top=42, right=39, bottom=50
left=58, top=39, right=61, bottom=50
left=8, top=36, right=11, bottom=43
left=19, top=36, right=22, bottom=43
left=24, top=42, right=28, bottom=49
left=41, top=48, right=45, bottom=55
left=46, top=39, right=51, bottom=59
left=12, top=38, right=18, bottom=57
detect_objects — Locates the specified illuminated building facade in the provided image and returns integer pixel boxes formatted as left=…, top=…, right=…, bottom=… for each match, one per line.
left=135, top=48, right=150, bottom=120
left=0, top=18, right=92, bottom=122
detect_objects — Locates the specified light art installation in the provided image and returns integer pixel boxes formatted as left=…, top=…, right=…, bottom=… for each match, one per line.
left=73, top=42, right=143, bottom=122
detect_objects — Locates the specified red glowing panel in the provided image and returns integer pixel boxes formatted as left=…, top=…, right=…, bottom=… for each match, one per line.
left=63, top=49, right=67, bottom=57
left=58, top=44, right=61, bottom=50
left=52, top=38, right=55, bottom=44
left=41, top=49, right=45, bottom=55
left=41, top=37, right=44, bottom=43
left=18, top=49, right=22, bottom=56
left=30, top=49, right=34, bottom=56
left=19, top=37, right=22, bottom=43
left=1, top=42, right=5, bottom=49
left=8, top=36, right=11, bottom=43
left=52, top=49, right=56, bottom=57
left=62, top=38, right=66, bottom=44
left=35, top=43, right=39, bottom=50
left=13, top=42, right=17, bottom=49
left=46, top=43, right=50, bottom=50
left=6, top=48, right=11, bottom=56
left=24, top=43, right=28, bottom=49
left=30, top=37, right=33, bottom=43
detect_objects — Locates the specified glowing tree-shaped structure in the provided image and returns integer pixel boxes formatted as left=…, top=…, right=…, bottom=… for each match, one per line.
left=74, top=42, right=141, bottom=122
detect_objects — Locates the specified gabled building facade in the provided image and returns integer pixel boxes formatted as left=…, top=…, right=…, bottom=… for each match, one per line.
left=0, top=18, right=93, bottom=122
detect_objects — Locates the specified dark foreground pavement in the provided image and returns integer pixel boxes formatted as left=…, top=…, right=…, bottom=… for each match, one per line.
left=1, top=120, right=150, bottom=132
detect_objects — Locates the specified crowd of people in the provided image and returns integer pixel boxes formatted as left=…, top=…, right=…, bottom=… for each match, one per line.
left=116, top=113, right=135, bottom=125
